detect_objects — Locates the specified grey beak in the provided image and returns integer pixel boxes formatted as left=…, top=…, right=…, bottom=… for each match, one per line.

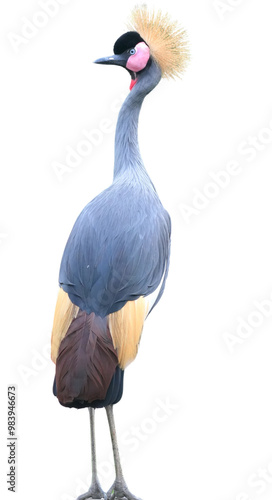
left=94, top=54, right=128, bottom=68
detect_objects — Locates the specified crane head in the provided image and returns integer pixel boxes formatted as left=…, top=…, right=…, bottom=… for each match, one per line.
left=94, top=31, right=151, bottom=91
left=94, top=6, right=189, bottom=89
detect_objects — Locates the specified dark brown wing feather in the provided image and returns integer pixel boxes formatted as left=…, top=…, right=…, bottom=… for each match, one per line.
left=55, top=310, right=118, bottom=405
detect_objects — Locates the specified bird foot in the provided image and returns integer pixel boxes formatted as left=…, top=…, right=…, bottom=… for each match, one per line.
left=76, top=480, right=107, bottom=500
left=107, top=480, right=142, bottom=500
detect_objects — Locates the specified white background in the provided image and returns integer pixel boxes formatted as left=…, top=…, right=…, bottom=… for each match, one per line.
left=1, top=1, right=272, bottom=499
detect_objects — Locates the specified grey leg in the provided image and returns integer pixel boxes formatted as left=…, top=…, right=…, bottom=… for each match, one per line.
left=105, top=405, right=142, bottom=500
left=76, top=408, right=107, bottom=500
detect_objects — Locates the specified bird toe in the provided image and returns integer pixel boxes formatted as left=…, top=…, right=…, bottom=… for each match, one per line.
left=76, top=484, right=107, bottom=500
left=107, top=481, right=142, bottom=500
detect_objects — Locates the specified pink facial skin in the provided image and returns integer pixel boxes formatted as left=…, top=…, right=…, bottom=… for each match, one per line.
left=126, top=42, right=150, bottom=73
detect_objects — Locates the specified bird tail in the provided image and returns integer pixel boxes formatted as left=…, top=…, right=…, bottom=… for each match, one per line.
left=54, top=310, right=120, bottom=408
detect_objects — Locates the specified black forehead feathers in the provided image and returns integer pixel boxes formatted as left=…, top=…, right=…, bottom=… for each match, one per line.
left=114, top=31, right=146, bottom=55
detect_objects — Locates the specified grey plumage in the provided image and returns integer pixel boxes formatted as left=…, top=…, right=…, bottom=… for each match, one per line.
left=59, top=59, right=171, bottom=318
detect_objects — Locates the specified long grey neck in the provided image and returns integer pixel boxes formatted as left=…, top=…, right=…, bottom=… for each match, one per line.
left=113, top=59, right=161, bottom=181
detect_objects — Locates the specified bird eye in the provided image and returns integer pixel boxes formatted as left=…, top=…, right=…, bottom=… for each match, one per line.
left=129, top=48, right=136, bottom=55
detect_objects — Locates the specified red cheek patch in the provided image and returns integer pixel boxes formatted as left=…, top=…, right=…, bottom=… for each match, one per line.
left=126, top=42, right=150, bottom=73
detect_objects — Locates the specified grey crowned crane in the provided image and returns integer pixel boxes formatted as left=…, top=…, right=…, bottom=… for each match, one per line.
left=51, top=6, right=189, bottom=500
